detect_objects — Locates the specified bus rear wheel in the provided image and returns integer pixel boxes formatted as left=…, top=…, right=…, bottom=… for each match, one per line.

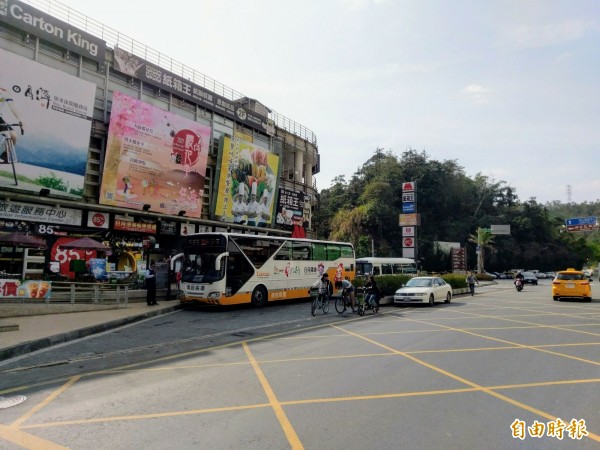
left=251, top=285, right=268, bottom=307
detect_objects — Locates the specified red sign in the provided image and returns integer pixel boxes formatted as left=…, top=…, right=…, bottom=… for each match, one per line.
left=402, top=181, right=416, bottom=192
left=403, top=237, right=414, bottom=247
left=92, top=213, right=105, bottom=227
left=171, top=129, right=202, bottom=166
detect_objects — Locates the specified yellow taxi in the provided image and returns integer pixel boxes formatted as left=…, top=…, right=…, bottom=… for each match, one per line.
left=552, top=268, right=592, bottom=302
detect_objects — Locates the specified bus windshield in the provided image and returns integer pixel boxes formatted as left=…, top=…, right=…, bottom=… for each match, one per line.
left=181, top=234, right=227, bottom=283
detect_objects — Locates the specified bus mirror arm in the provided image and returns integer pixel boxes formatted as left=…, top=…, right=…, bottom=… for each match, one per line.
left=170, top=253, right=185, bottom=271
left=215, top=252, right=229, bottom=270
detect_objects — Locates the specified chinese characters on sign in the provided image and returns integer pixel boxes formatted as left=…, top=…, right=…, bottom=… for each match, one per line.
left=511, top=418, right=588, bottom=441
left=0, top=200, right=82, bottom=225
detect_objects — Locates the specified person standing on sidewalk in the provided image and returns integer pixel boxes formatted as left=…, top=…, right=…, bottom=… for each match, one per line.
left=466, top=272, right=479, bottom=296
left=146, top=263, right=158, bottom=305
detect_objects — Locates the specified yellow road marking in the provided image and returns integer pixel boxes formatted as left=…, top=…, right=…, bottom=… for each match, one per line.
left=0, top=424, right=69, bottom=449
left=332, top=324, right=600, bottom=443
left=11, top=376, right=80, bottom=428
left=21, top=403, right=271, bottom=429
left=242, top=342, right=304, bottom=450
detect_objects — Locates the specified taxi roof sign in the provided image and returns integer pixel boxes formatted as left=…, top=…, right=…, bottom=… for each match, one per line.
left=402, top=181, right=416, bottom=192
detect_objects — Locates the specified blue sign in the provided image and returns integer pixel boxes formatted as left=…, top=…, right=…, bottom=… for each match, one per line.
left=402, top=202, right=415, bottom=213
left=565, top=216, right=598, bottom=226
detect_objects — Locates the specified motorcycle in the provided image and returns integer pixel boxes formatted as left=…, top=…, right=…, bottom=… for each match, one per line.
left=514, top=278, right=523, bottom=292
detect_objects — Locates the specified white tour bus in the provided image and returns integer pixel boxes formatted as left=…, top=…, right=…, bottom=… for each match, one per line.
left=173, top=232, right=355, bottom=307
left=356, top=257, right=417, bottom=277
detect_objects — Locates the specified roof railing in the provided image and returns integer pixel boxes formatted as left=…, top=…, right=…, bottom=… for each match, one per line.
left=23, top=0, right=317, bottom=145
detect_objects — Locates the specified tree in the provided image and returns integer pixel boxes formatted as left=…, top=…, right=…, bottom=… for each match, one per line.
left=468, top=228, right=495, bottom=273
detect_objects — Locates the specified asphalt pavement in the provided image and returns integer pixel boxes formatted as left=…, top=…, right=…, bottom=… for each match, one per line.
left=0, top=283, right=477, bottom=363
left=0, top=300, right=180, bottom=362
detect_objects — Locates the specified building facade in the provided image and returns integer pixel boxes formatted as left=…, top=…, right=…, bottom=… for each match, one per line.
left=0, top=0, right=319, bottom=281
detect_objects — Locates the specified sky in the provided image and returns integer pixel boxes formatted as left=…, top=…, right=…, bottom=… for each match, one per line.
left=51, top=0, right=600, bottom=204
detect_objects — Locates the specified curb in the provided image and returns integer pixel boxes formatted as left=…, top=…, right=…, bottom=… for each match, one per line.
left=0, top=304, right=181, bottom=362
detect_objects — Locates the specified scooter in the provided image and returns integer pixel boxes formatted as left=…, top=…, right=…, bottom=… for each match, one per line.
left=515, top=279, right=523, bottom=292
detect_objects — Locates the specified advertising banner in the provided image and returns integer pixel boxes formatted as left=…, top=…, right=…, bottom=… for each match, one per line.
left=100, top=91, right=211, bottom=218
left=0, top=279, right=51, bottom=299
left=276, top=187, right=305, bottom=227
left=213, top=135, right=279, bottom=227
left=113, top=47, right=269, bottom=133
left=0, top=0, right=106, bottom=63
left=0, top=48, right=96, bottom=197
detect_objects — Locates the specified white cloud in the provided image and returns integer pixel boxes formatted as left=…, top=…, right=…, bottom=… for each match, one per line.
left=461, top=84, right=491, bottom=104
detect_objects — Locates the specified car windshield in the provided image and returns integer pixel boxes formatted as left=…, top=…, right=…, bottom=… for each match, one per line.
left=406, top=278, right=432, bottom=288
left=557, top=272, right=584, bottom=281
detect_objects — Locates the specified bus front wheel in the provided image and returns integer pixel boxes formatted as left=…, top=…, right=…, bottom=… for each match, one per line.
left=251, top=285, right=268, bottom=307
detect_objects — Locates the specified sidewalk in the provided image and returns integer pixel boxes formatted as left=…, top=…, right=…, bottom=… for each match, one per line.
left=0, top=300, right=180, bottom=362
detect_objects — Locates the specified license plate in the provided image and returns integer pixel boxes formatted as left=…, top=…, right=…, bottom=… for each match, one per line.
left=566, top=283, right=575, bottom=288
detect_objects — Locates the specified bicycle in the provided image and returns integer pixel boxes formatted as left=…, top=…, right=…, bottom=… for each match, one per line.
left=309, top=287, right=329, bottom=316
left=0, top=122, right=23, bottom=185
left=334, top=287, right=357, bottom=314
left=357, top=289, right=379, bottom=316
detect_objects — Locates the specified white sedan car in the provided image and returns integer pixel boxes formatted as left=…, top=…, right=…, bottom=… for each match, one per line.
left=394, top=276, right=452, bottom=306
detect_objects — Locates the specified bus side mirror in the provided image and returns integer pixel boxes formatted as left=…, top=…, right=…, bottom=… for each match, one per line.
left=215, top=252, right=229, bottom=270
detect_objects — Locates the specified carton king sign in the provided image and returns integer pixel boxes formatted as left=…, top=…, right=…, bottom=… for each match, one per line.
left=0, top=0, right=106, bottom=63
left=87, top=211, right=109, bottom=229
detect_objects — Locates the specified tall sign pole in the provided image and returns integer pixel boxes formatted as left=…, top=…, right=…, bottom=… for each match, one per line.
left=400, top=181, right=418, bottom=267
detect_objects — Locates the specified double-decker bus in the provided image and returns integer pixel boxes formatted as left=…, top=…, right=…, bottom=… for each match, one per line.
left=356, top=257, right=417, bottom=277
left=173, top=232, right=355, bottom=307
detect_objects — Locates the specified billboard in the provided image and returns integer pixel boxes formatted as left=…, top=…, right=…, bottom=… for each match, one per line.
left=276, top=187, right=305, bottom=227
left=113, top=47, right=269, bottom=133
left=100, top=91, right=211, bottom=218
left=213, top=135, right=279, bottom=226
left=0, top=48, right=96, bottom=197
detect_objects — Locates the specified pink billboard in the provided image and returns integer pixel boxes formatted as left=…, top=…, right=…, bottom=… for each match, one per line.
left=100, top=91, right=211, bottom=218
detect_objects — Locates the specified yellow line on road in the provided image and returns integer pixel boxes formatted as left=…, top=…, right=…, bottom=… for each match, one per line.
left=0, top=424, right=69, bottom=449
left=11, top=376, right=81, bottom=428
left=332, top=324, right=600, bottom=443
left=21, top=403, right=271, bottom=429
left=242, top=341, right=304, bottom=449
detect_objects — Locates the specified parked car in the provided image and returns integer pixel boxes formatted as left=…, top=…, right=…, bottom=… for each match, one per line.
left=545, top=272, right=556, bottom=279
left=493, top=272, right=507, bottom=279
left=520, top=271, right=538, bottom=285
left=552, top=268, right=592, bottom=301
left=393, top=276, right=452, bottom=306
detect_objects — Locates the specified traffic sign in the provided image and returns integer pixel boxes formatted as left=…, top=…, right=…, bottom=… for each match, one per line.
left=565, top=216, right=597, bottom=226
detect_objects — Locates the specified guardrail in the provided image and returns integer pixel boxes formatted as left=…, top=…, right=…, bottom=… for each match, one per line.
left=49, top=282, right=130, bottom=306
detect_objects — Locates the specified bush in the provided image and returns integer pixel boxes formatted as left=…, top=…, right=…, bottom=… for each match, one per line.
left=441, top=274, right=468, bottom=289
left=354, top=274, right=417, bottom=297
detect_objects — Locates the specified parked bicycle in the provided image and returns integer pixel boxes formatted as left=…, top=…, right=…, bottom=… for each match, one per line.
left=309, top=287, right=329, bottom=316
left=335, top=287, right=357, bottom=314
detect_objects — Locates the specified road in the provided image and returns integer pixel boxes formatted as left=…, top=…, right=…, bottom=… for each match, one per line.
left=1, top=279, right=599, bottom=449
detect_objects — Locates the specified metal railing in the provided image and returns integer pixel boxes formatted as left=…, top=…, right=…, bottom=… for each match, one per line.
left=23, top=0, right=317, bottom=145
